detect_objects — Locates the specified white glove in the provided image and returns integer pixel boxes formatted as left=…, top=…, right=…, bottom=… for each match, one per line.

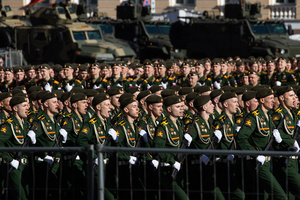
left=197, top=82, right=202, bottom=86
left=116, top=83, right=122, bottom=87
left=214, top=130, right=222, bottom=143
left=201, top=154, right=210, bottom=165
left=94, top=158, right=98, bottom=166
left=44, top=155, right=54, bottom=166
left=213, top=81, right=221, bottom=89
left=10, top=159, right=19, bottom=169
left=172, top=161, right=180, bottom=171
left=227, top=154, right=234, bottom=163
left=275, top=81, right=282, bottom=86
left=273, top=129, right=282, bottom=143
left=256, top=155, right=265, bottom=166
left=156, top=120, right=159, bottom=125
left=59, top=128, right=68, bottom=143
left=108, top=128, right=118, bottom=142
left=297, top=120, right=300, bottom=128
left=139, top=129, right=148, bottom=142
left=236, top=126, right=241, bottom=133
left=151, top=159, right=159, bottom=169
left=129, top=156, right=137, bottom=165
left=44, top=82, right=52, bottom=92
left=184, top=134, right=192, bottom=147
left=27, top=130, right=36, bottom=144
left=65, top=83, right=73, bottom=92
left=92, top=84, right=100, bottom=89
left=161, top=82, right=167, bottom=89
left=293, top=141, right=300, bottom=152
left=147, top=84, right=151, bottom=90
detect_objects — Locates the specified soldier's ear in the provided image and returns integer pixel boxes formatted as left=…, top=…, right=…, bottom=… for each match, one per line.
left=189, top=101, right=193, bottom=108
left=96, top=104, right=101, bottom=111
left=12, top=105, right=18, bottom=112
left=148, top=104, right=153, bottom=110
left=279, top=95, right=284, bottom=101
left=123, top=107, right=129, bottom=114
left=167, top=106, right=172, bottom=113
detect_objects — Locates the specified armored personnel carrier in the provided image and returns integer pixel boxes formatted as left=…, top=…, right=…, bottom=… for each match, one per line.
left=169, top=0, right=300, bottom=58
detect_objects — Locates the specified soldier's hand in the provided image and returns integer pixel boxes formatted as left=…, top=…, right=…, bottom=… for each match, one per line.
left=44, top=155, right=54, bottom=166
left=92, top=84, right=100, bottom=89
left=27, top=130, right=36, bottom=144
left=236, top=126, right=241, bottom=132
left=151, top=159, right=159, bottom=169
left=184, top=134, right=192, bottom=147
left=275, top=81, right=281, bottom=86
left=297, top=120, right=300, bottom=127
left=10, top=159, right=19, bottom=169
left=139, top=129, right=148, bottom=142
left=108, top=128, right=118, bottom=142
left=273, top=129, right=282, bottom=143
left=59, top=128, right=68, bottom=143
left=256, top=155, right=265, bottom=166
left=201, top=155, right=210, bottom=165
left=214, top=130, right=222, bottom=143
left=173, top=161, right=180, bottom=171
left=65, top=83, right=73, bottom=92
left=44, top=82, right=52, bottom=92
left=213, top=81, right=221, bottom=89
left=129, top=156, right=137, bottom=165
left=161, top=82, right=167, bottom=89
left=293, top=141, right=300, bottom=152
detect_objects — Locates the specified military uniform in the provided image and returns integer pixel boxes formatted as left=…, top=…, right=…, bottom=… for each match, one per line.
left=62, top=78, right=83, bottom=91
left=140, top=75, right=160, bottom=90
left=106, top=76, right=127, bottom=89
left=0, top=116, right=30, bottom=200
left=37, top=77, right=61, bottom=91
left=205, top=73, right=230, bottom=89
left=274, top=70, right=296, bottom=86
left=237, top=106, right=287, bottom=199
left=85, top=76, right=108, bottom=89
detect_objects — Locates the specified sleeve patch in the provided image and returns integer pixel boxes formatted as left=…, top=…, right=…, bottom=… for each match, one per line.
left=244, top=118, right=253, bottom=127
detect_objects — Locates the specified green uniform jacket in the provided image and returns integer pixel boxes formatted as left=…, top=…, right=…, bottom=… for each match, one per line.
left=154, top=117, right=184, bottom=165
left=85, top=76, right=104, bottom=89
left=235, top=109, right=249, bottom=126
left=272, top=106, right=296, bottom=150
left=61, top=111, right=84, bottom=147
left=0, top=116, right=28, bottom=162
left=37, top=77, right=61, bottom=90
left=0, top=110, right=10, bottom=125
left=140, top=75, right=160, bottom=91
left=274, top=70, right=296, bottom=86
left=62, top=78, right=83, bottom=91
left=236, top=106, right=273, bottom=152
left=115, top=118, right=139, bottom=161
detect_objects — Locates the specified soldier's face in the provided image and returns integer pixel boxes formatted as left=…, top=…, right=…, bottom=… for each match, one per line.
left=99, top=99, right=111, bottom=118
left=204, top=100, right=214, bottom=115
left=188, top=75, right=198, bottom=87
left=144, top=65, right=154, bottom=76
left=121, top=66, right=129, bottom=76
left=267, top=63, right=275, bottom=74
left=158, top=66, right=166, bottom=77
left=221, top=64, right=228, bottom=74
left=77, top=100, right=88, bottom=115
left=282, top=91, right=296, bottom=109
left=27, top=70, right=36, bottom=79
left=101, top=69, right=109, bottom=78
left=237, top=65, right=245, bottom=73
left=58, top=100, right=64, bottom=110
left=242, top=76, right=249, bottom=85
left=195, top=65, right=204, bottom=75
left=41, top=69, right=50, bottom=80
left=15, top=72, right=25, bottom=82
left=225, top=97, right=239, bottom=114
left=4, top=71, right=13, bottom=82
left=151, top=102, right=163, bottom=117
left=294, top=96, right=299, bottom=109
left=0, top=71, right=4, bottom=80
left=126, top=101, right=139, bottom=118
left=181, top=65, right=190, bottom=76
left=2, top=97, right=12, bottom=111
left=46, top=97, right=59, bottom=114
left=249, top=74, right=259, bottom=86
left=64, top=68, right=74, bottom=78
left=204, top=62, right=211, bottom=72
left=16, top=102, right=29, bottom=119
left=169, top=102, right=184, bottom=118
left=277, top=59, right=286, bottom=72
left=262, top=95, right=275, bottom=110
left=135, top=67, right=144, bottom=77
left=248, top=98, right=259, bottom=111
left=111, top=94, right=121, bottom=107
left=112, top=66, right=122, bottom=76
left=250, top=64, right=258, bottom=72
left=212, top=64, right=221, bottom=74
left=79, top=71, right=88, bottom=80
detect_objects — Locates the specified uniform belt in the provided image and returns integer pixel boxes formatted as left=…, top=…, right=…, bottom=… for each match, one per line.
left=160, top=162, right=171, bottom=167
left=118, top=161, right=129, bottom=166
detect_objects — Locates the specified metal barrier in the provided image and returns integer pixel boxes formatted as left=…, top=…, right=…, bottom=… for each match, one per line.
left=0, top=48, right=24, bottom=67
left=0, top=146, right=299, bottom=200
left=97, top=146, right=300, bottom=200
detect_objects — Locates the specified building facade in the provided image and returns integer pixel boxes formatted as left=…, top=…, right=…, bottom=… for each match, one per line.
left=2, top=0, right=300, bottom=20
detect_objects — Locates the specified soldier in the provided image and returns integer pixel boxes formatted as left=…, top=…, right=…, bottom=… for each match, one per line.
left=236, top=88, right=287, bottom=199
left=260, top=59, right=277, bottom=86
left=37, top=64, right=61, bottom=91
left=194, top=61, right=206, bottom=85
left=213, top=92, right=245, bottom=199
left=177, top=62, right=191, bottom=87
left=85, top=64, right=103, bottom=89
left=205, top=59, right=229, bottom=89
left=182, top=92, right=199, bottom=128
left=187, top=95, right=225, bottom=200
left=229, top=61, right=245, bottom=86
left=107, top=87, right=123, bottom=126
left=153, top=95, right=190, bottom=200
left=62, top=64, right=82, bottom=92
left=31, top=92, right=68, bottom=199
left=124, top=63, right=144, bottom=90
left=274, top=57, right=296, bottom=86
left=0, top=96, right=33, bottom=200
left=271, top=86, right=300, bottom=199
left=188, top=72, right=200, bottom=88
left=210, top=89, right=224, bottom=120
left=137, top=90, right=152, bottom=119
left=77, top=65, right=88, bottom=88
left=14, top=67, right=26, bottom=86
left=248, top=71, right=260, bottom=86
left=0, top=67, right=15, bottom=92
left=140, top=60, right=159, bottom=90
left=0, top=92, right=12, bottom=124
left=106, top=63, right=127, bottom=89
left=24, top=65, right=38, bottom=89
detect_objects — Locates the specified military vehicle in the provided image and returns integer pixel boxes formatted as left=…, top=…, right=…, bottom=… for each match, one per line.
left=0, top=4, right=136, bottom=64
left=169, top=0, right=300, bottom=59
left=103, top=1, right=183, bottom=60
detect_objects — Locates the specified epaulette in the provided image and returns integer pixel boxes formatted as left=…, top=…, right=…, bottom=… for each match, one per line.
left=117, top=112, right=122, bottom=117
left=251, top=109, right=259, bottom=116
left=27, top=110, right=31, bottom=115
left=184, top=113, right=190, bottom=118
left=66, top=113, right=72, bottom=118
left=297, top=110, right=300, bottom=116
left=33, top=110, right=38, bottom=114
left=275, top=107, right=283, bottom=113
left=262, top=71, right=267, bottom=75
left=89, top=118, right=97, bottom=124
left=123, top=78, right=127, bottom=81
left=144, top=80, right=148, bottom=84
left=223, top=75, right=228, bottom=79
left=142, top=117, right=147, bottom=121
left=155, top=79, right=160, bottom=82
left=102, top=78, right=107, bottom=83
left=119, top=120, right=126, bottom=126
left=6, top=118, right=13, bottom=123
left=54, top=80, right=59, bottom=84
left=75, top=79, right=82, bottom=84
left=38, top=115, right=44, bottom=120
left=208, top=78, right=212, bottom=81
left=237, top=112, right=244, bottom=118
left=161, top=120, right=168, bottom=126
left=219, top=115, right=226, bottom=122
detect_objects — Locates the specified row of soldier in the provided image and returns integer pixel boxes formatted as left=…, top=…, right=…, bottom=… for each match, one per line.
left=1, top=78, right=300, bottom=200
left=0, top=55, right=299, bottom=93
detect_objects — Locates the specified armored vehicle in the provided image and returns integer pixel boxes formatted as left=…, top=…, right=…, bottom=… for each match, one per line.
left=169, top=0, right=300, bottom=58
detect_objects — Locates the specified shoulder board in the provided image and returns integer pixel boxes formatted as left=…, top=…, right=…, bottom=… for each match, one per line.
left=27, top=110, right=31, bottom=115
left=66, top=113, right=72, bottom=117
left=118, top=120, right=126, bottom=126
left=251, top=110, right=259, bottom=116
left=123, top=78, right=127, bottom=81
left=208, top=78, right=211, bottom=81
left=275, top=108, right=283, bottom=113
left=6, top=118, right=13, bottom=123
left=75, top=79, right=82, bottom=84
left=142, top=117, right=147, bottom=121
left=184, top=113, right=190, bottom=118
left=218, top=115, right=225, bottom=122
left=297, top=110, right=300, bottom=116
left=102, top=79, right=107, bottom=83
left=238, top=112, right=244, bottom=117
left=144, top=80, right=148, bottom=84
left=161, top=120, right=169, bottom=126
left=223, top=75, right=228, bottom=78
left=262, top=71, right=267, bottom=75
left=38, top=115, right=44, bottom=120
left=156, top=79, right=160, bottom=82
left=117, top=112, right=122, bottom=117
left=89, top=118, right=97, bottom=124
left=53, top=80, right=59, bottom=84
left=33, top=110, right=38, bottom=114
